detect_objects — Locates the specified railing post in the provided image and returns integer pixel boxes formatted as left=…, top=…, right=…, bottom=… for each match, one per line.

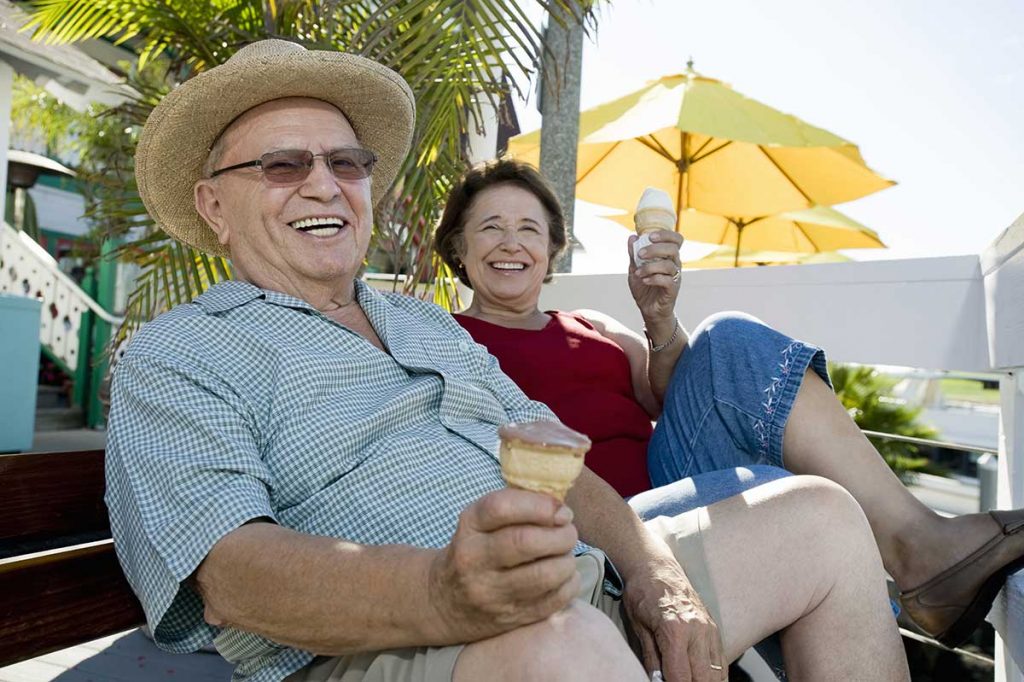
left=85, top=240, right=118, bottom=428
left=997, top=373, right=1024, bottom=507
left=72, top=266, right=96, bottom=411
left=995, top=372, right=1024, bottom=682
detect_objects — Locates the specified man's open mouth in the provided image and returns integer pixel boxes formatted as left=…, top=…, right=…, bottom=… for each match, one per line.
left=290, top=217, right=348, bottom=237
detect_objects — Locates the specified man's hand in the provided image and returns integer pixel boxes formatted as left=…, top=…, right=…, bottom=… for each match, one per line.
left=628, top=229, right=683, bottom=327
left=427, top=488, right=580, bottom=643
left=623, top=555, right=725, bottom=682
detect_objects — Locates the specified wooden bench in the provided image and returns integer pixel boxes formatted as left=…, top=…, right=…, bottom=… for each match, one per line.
left=0, top=448, right=145, bottom=667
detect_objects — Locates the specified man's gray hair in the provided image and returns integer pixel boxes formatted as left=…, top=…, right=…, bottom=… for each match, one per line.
left=201, top=132, right=231, bottom=179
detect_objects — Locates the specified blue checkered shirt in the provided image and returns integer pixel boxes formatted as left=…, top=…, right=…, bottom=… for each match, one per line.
left=105, top=279, right=576, bottom=681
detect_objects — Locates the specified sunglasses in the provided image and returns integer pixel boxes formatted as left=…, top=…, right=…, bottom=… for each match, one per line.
left=210, top=147, right=378, bottom=184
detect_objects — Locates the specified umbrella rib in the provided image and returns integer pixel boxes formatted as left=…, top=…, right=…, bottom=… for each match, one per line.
left=638, top=135, right=677, bottom=162
left=576, top=141, right=624, bottom=185
left=719, top=218, right=735, bottom=245
left=794, top=222, right=822, bottom=252
left=690, top=140, right=733, bottom=164
left=691, top=137, right=714, bottom=157
left=757, top=146, right=813, bottom=204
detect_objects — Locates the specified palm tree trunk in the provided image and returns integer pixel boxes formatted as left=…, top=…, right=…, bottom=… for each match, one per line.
left=539, top=3, right=584, bottom=273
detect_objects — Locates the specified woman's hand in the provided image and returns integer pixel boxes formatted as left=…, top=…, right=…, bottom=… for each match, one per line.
left=627, top=230, right=683, bottom=328
left=622, top=556, right=726, bottom=682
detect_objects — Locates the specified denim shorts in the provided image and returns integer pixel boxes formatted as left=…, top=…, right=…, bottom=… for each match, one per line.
left=628, top=311, right=831, bottom=520
left=627, top=312, right=831, bottom=681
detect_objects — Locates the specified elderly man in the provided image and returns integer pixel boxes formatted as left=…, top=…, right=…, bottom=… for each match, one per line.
left=107, top=39, right=908, bottom=682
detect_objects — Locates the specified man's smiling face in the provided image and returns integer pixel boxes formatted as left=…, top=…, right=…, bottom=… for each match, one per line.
left=194, top=97, right=374, bottom=296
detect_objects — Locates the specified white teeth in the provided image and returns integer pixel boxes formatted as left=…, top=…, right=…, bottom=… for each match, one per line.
left=304, top=227, right=342, bottom=237
left=291, top=217, right=346, bottom=230
left=492, top=262, right=526, bottom=270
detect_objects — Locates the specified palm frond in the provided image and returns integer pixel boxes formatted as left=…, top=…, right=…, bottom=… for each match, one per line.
left=24, top=0, right=601, bottom=335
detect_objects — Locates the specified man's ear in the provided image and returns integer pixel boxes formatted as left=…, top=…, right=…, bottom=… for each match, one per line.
left=194, top=179, right=231, bottom=246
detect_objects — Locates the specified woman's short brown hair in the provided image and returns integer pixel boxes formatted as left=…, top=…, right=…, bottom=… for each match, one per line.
left=434, top=158, right=567, bottom=289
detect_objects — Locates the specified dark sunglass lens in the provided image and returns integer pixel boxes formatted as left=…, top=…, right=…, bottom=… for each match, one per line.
left=262, top=151, right=313, bottom=181
left=328, top=149, right=375, bottom=179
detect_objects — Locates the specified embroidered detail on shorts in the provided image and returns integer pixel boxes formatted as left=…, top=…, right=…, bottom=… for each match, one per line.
left=754, top=341, right=804, bottom=458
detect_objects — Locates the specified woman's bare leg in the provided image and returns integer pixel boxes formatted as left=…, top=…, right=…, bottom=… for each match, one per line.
left=695, top=475, right=908, bottom=681
left=784, top=370, right=1014, bottom=590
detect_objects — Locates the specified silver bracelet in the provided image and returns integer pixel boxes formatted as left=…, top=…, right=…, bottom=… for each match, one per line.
left=644, top=318, right=680, bottom=353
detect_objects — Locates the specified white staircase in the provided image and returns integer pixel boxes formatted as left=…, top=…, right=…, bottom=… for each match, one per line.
left=0, top=219, right=120, bottom=372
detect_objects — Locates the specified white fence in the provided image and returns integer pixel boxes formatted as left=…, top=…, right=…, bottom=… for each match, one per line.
left=538, top=213, right=1024, bottom=681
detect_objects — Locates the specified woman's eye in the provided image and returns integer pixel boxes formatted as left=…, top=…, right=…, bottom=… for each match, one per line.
left=521, top=225, right=540, bottom=234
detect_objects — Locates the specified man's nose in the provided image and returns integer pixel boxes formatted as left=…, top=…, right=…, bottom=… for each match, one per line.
left=298, top=157, right=342, bottom=200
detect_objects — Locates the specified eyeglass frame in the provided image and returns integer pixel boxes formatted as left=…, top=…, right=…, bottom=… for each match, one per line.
left=209, top=147, right=379, bottom=184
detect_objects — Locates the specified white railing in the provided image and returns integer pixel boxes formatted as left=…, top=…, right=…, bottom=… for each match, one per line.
left=0, top=220, right=121, bottom=373
left=538, top=213, right=1024, bottom=682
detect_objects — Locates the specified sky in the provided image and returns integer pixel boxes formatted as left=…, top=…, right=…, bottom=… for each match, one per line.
left=511, top=0, right=1024, bottom=270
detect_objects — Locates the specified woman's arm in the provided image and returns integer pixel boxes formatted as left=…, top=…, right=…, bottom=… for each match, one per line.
left=584, top=229, right=689, bottom=415
left=574, top=308, right=687, bottom=419
left=577, top=225, right=688, bottom=413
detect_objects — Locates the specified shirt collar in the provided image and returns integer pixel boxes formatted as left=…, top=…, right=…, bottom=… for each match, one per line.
left=192, top=279, right=379, bottom=316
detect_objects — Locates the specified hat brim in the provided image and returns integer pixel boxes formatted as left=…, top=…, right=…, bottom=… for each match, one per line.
left=136, top=49, right=415, bottom=257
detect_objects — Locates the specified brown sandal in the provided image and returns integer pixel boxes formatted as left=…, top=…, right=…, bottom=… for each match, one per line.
left=900, top=509, right=1024, bottom=648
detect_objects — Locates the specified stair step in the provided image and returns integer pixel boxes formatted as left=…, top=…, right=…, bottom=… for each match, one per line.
left=36, top=384, right=71, bottom=409
left=35, top=406, right=85, bottom=431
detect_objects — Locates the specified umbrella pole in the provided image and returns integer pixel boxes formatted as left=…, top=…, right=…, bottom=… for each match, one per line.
left=734, top=221, right=745, bottom=268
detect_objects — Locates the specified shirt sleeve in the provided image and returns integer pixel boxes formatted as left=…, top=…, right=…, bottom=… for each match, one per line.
left=105, top=350, right=277, bottom=653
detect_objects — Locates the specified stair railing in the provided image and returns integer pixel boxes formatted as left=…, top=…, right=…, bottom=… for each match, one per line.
left=0, top=219, right=122, bottom=426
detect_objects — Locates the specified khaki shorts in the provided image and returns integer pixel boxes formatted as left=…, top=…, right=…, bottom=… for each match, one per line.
left=286, top=508, right=718, bottom=682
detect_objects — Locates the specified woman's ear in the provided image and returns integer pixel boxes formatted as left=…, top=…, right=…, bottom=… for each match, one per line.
left=194, top=179, right=231, bottom=246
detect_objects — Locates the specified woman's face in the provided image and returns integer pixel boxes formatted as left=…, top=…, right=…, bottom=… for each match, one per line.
left=459, top=183, right=552, bottom=311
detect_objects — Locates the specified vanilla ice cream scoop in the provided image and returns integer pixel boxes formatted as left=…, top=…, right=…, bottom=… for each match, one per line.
left=632, top=187, right=677, bottom=267
left=498, top=421, right=591, bottom=501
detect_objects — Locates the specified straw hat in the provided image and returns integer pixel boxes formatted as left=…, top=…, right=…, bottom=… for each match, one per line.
left=135, top=39, right=416, bottom=257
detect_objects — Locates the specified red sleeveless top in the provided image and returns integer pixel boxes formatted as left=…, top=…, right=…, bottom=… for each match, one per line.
left=454, top=311, right=653, bottom=497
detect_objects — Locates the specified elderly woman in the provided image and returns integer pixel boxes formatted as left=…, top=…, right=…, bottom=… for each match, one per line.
left=435, top=158, right=1024, bottom=650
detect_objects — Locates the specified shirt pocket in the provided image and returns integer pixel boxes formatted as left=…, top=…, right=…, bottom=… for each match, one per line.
left=420, top=336, right=491, bottom=379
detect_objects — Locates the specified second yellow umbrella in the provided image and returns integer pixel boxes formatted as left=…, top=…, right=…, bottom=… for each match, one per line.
left=683, top=247, right=852, bottom=269
left=609, top=204, right=885, bottom=267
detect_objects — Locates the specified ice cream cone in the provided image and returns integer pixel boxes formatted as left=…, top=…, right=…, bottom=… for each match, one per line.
left=632, top=187, right=677, bottom=267
left=498, top=421, right=591, bottom=501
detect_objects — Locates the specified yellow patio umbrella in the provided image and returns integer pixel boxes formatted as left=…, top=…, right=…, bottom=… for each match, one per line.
left=608, top=204, right=886, bottom=266
left=684, top=246, right=852, bottom=269
left=508, top=64, right=895, bottom=221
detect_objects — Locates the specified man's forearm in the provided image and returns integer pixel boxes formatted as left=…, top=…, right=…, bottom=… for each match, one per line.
left=196, top=522, right=445, bottom=655
left=565, top=468, right=677, bottom=578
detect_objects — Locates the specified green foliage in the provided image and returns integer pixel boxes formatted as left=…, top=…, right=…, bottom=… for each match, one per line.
left=829, top=363, right=946, bottom=483
left=22, top=0, right=600, bottom=339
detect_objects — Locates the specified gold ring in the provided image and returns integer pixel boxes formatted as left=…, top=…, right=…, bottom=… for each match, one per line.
left=672, top=269, right=680, bottom=283
left=709, top=663, right=723, bottom=671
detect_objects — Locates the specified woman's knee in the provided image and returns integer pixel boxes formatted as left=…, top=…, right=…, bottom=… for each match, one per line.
left=683, top=312, right=772, bottom=380
left=663, top=313, right=766, bottom=394
left=691, top=311, right=769, bottom=348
